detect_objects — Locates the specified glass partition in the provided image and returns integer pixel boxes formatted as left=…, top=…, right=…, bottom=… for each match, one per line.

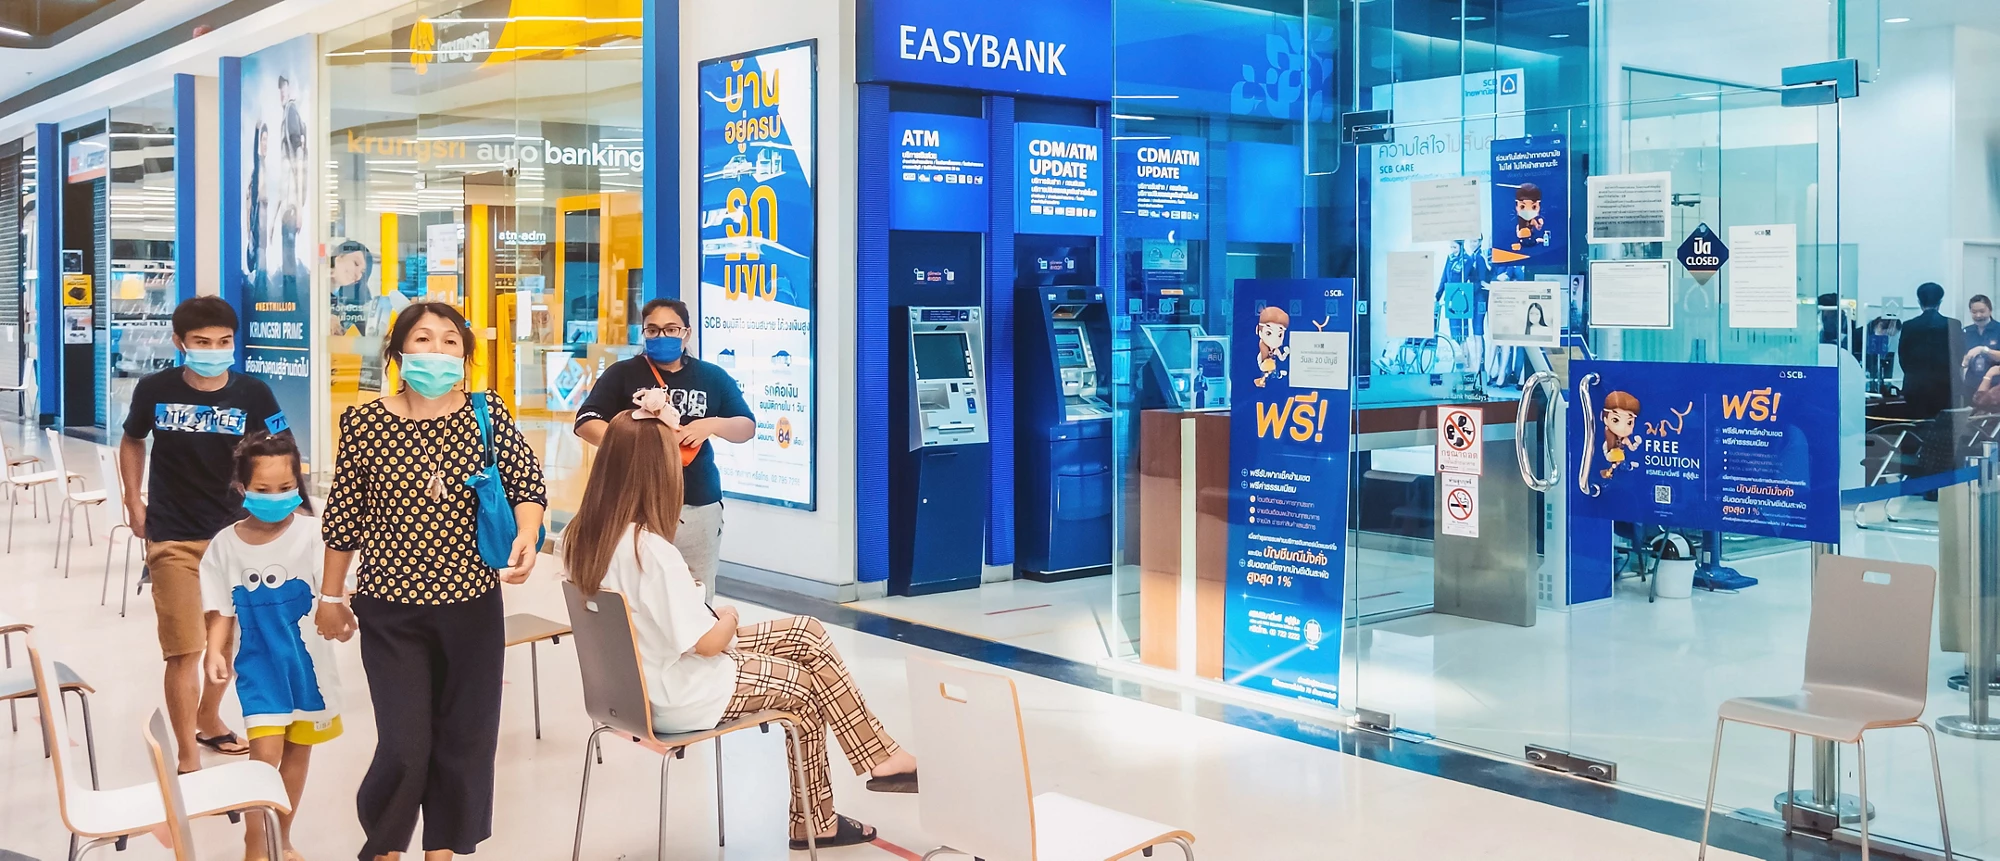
left=105, top=89, right=179, bottom=428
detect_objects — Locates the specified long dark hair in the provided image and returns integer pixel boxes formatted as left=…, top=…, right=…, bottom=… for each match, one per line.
left=231, top=431, right=315, bottom=515
left=562, top=412, right=686, bottom=596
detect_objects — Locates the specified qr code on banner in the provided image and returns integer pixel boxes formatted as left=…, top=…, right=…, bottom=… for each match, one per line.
left=1654, top=485, right=1672, bottom=504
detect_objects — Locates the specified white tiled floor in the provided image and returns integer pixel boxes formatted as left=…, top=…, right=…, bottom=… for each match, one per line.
left=0, top=430, right=1767, bottom=860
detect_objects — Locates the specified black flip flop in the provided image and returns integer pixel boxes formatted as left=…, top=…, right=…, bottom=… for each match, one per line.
left=196, top=731, right=249, bottom=756
left=865, top=771, right=918, bottom=794
left=790, top=815, right=876, bottom=850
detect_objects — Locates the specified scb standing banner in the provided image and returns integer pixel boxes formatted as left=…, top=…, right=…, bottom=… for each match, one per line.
left=237, top=35, right=316, bottom=460
left=698, top=41, right=818, bottom=510
left=1225, top=279, right=1352, bottom=707
left=1569, top=360, right=1839, bottom=542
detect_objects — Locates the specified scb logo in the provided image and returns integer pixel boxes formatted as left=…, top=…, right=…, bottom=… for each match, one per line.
left=1498, top=71, right=1521, bottom=96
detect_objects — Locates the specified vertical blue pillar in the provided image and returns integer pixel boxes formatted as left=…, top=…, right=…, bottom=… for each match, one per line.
left=855, top=84, right=891, bottom=584
left=641, top=0, right=680, bottom=301
left=34, top=123, right=60, bottom=425
left=218, top=56, right=244, bottom=366
left=986, top=96, right=1017, bottom=568
left=173, top=73, right=199, bottom=305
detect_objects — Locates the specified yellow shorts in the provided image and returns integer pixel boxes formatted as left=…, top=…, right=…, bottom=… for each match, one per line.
left=245, top=717, right=344, bottom=745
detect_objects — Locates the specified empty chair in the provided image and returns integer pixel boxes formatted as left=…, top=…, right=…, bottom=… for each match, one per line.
left=503, top=612, right=571, bottom=740
left=1, top=610, right=27, bottom=732
left=563, top=581, right=819, bottom=860
left=141, top=709, right=200, bottom=860
left=29, top=643, right=290, bottom=860
left=0, top=619, right=98, bottom=784
left=93, top=448, right=141, bottom=616
left=907, top=658, right=1195, bottom=861
left=0, top=357, right=36, bottom=419
left=44, top=429, right=104, bottom=577
left=4, top=430, right=62, bottom=550
left=1698, top=555, right=1953, bottom=861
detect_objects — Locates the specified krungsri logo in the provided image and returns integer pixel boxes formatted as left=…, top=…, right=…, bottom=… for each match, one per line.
left=409, top=19, right=436, bottom=74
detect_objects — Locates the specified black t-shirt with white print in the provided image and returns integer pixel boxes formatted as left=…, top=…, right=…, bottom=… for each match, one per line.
left=574, top=355, right=753, bottom=506
left=122, top=368, right=283, bottom=542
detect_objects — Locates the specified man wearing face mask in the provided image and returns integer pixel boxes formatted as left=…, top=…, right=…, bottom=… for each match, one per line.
left=120, top=296, right=285, bottom=773
left=575, top=298, right=755, bottom=599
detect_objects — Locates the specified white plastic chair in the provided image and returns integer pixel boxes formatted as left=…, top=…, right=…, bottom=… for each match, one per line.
left=0, top=357, right=38, bottom=421
left=907, top=658, right=1195, bottom=861
left=0, top=617, right=98, bottom=779
left=45, top=429, right=104, bottom=578
left=141, top=709, right=199, bottom=860
left=1698, top=555, right=1953, bottom=861
left=93, top=448, right=140, bottom=616
left=3, top=428, right=61, bottom=551
left=29, top=642, right=290, bottom=860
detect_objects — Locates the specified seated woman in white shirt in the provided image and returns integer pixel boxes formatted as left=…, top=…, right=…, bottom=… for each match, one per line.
left=561, top=408, right=919, bottom=849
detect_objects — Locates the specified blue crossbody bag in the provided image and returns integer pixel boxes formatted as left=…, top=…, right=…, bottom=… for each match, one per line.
left=467, top=393, right=545, bottom=569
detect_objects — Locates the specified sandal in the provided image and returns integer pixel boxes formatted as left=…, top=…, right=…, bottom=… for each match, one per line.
left=865, top=770, right=918, bottom=794
left=789, top=815, right=876, bottom=850
left=196, top=731, right=250, bottom=756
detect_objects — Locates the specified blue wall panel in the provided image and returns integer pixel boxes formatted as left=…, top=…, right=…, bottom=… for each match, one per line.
left=34, top=123, right=59, bottom=424
left=856, top=84, right=892, bottom=584
left=173, top=74, right=198, bottom=305
left=641, top=0, right=678, bottom=301
left=986, top=96, right=1016, bottom=567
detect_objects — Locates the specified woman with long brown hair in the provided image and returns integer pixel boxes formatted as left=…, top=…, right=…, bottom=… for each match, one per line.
left=564, top=408, right=918, bottom=849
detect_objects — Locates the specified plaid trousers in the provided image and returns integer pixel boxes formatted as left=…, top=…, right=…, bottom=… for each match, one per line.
left=720, top=615, right=902, bottom=839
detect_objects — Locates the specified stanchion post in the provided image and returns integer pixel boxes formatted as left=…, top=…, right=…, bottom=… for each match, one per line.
left=1941, top=442, right=2000, bottom=740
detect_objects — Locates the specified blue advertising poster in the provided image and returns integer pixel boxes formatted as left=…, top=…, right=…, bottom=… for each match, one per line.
left=698, top=41, right=818, bottom=509
left=889, top=112, right=988, bottom=233
left=1224, top=278, right=1353, bottom=707
left=859, top=0, right=1113, bottom=101
left=1570, top=361, right=1839, bottom=542
left=1117, top=135, right=1205, bottom=240
left=1016, top=122, right=1103, bottom=236
left=1490, top=136, right=1564, bottom=266
left=237, top=35, right=316, bottom=461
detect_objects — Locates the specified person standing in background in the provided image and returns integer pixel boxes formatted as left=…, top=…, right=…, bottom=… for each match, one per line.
left=1899, top=282, right=1966, bottom=419
left=121, top=296, right=284, bottom=772
left=574, top=298, right=755, bottom=600
left=1962, top=294, right=2000, bottom=391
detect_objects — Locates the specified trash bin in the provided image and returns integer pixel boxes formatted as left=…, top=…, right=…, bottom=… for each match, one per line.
left=1653, top=533, right=1695, bottom=599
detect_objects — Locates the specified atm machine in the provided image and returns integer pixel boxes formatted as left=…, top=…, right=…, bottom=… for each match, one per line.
left=1017, top=287, right=1114, bottom=580
left=888, top=306, right=990, bottom=595
left=1140, top=324, right=1230, bottom=410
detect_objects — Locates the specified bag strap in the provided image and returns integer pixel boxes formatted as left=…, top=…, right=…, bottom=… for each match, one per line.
left=471, top=392, right=496, bottom=467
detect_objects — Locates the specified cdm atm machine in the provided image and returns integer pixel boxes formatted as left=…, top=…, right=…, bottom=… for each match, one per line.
left=1140, top=324, right=1230, bottom=410
left=1017, top=287, right=1114, bottom=579
left=888, top=306, right=990, bottom=595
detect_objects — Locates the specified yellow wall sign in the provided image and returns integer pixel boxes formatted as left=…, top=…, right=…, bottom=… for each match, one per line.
left=61, top=274, right=93, bottom=307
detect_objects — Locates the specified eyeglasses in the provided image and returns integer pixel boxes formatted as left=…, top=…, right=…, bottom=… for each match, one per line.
left=642, top=325, right=688, bottom=338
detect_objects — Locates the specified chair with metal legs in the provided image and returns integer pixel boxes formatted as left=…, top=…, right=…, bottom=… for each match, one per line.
left=4, top=430, right=61, bottom=552
left=92, top=448, right=140, bottom=616
left=0, top=619, right=99, bottom=783
left=562, top=581, right=819, bottom=860
left=44, top=430, right=103, bottom=578
left=504, top=612, right=571, bottom=740
left=908, top=657, right=1196, bottom=861
left=140, top=709, right=202, bottom=860
left=0, top=358, right=38, bottom=420
left=1698, top=555, right=1953, bottom=861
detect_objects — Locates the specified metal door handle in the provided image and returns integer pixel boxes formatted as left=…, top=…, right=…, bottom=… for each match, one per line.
left=1517, top=371, right=1562, bottom=491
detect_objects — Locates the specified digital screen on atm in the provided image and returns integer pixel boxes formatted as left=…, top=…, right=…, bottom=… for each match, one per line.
left=1054, top=330, right=1088, bottom=369
left=913, top=332, right=972, bottom=381
left=1150, top=328, right=1192, bottom=369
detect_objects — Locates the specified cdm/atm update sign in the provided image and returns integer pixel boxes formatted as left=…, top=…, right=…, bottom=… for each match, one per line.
left=859, top=0, right=1112, bottom=100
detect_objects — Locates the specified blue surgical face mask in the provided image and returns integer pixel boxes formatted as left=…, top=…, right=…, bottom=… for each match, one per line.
left=243, top=489, right=301, bottom=523
left=644, top=336, right=684, bottom=364
left=400, top=352, right=465, bottom=398
left=183, top=348, right=234, bottom=378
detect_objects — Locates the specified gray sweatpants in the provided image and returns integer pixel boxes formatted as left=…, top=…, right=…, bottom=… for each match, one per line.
left=677, top=502, right=724, bottom=601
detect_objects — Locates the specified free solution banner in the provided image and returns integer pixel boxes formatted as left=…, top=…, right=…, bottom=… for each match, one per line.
left=1224, top=278, right=1353, bottom=707
left=237, top=35, right=316, bottom=459
left=1569, top=360, right=1839, bottom=542
left=698, top=41, right=818, bottom=510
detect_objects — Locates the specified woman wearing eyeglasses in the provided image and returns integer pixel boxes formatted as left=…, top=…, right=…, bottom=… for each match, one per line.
left=574, top=298, right=755, bottom=600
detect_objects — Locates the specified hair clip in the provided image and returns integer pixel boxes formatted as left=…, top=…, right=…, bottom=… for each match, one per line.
left=631, top=387, right=681, bottom=426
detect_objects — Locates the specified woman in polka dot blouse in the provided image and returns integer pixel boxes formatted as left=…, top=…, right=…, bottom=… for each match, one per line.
left=314, top=302, right=548, bottom=861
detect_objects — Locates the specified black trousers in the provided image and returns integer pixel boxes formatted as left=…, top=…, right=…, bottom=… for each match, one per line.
left=353, top=589, right=505, bottom=858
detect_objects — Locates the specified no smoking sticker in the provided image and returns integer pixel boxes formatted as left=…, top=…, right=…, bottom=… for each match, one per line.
left=1441, top=473, right=1479, bottom=538
left=1436, top=405, right=1483, bottom=475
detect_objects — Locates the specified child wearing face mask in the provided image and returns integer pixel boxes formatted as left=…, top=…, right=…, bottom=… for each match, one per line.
left=201, top=430, right=340, bottom=861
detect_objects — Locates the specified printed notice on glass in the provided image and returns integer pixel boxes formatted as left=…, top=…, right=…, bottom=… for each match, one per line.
left=1588, top=260, right=1674, bottom=329
left=1288, top=331, right=1350, bottom=390
left=1440, top=473, right=1480, bottom=538
left=1587, top=172, right=1672, bottom=244
left=1487, top=282, right=1562, bottom=347
left=1727, top=223, right=1799, bottom=329
left=1408, top=177, right=1484, bottom=243
left=1384, top=250, right=1437, bottom=338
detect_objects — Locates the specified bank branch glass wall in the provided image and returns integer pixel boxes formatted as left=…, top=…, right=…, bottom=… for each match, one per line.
left=1088, top=0, right=1992, bottom=855
left=322, top=0, right=641, bottom=516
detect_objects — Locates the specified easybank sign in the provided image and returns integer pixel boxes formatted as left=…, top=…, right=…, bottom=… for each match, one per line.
left=860, top=0, right=1111, bottom=100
